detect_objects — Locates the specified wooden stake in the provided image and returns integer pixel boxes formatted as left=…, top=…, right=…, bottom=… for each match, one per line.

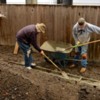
left=13, top=41, right=19, bottom=54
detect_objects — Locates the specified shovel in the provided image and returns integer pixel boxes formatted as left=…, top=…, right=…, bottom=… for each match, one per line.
left=42, top=53, right=69, bottom=79
left=56, top=39, right=100, bottom=52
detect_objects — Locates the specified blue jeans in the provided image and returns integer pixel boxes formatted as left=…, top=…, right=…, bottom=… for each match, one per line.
left=17, top=41, right=33, bottom=67
left=74, top=45, right=88, bottom=67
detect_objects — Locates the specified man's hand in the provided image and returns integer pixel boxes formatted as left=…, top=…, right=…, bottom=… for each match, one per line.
left=74, top=41, right=81, bottom=48
left=76, top=41, right=80, bottom=45
left=40, top=50, right=45, bottom=56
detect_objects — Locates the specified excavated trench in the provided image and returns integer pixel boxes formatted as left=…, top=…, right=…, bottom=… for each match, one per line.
left=0, top=45, right=100, bottom=100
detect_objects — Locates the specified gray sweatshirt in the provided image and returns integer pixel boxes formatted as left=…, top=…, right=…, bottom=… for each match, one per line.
left=72, top=22, right=100, bottom=44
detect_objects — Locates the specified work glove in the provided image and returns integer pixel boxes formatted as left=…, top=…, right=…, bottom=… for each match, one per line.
left=74, top=41, right=81, bottom=48
left=76, top=41, right=80, bottom=45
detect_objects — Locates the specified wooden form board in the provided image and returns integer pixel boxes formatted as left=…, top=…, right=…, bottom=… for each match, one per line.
left=13, top=42, right=19, bottom=54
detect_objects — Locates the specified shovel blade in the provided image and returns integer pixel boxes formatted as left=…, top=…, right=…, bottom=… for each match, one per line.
left=61, top=71, right=69, bottom=79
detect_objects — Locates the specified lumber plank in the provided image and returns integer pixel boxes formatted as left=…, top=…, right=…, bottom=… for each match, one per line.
left=13, top=42, right=19, bottom=54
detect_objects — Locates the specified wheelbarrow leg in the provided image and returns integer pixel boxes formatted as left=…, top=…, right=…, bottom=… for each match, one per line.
left=56, top=59, right=68, bottom=68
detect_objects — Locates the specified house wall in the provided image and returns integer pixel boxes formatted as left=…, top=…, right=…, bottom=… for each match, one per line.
left=73, top=0, right=100, bottom=6
left=6, top=0, right=25, bottom=4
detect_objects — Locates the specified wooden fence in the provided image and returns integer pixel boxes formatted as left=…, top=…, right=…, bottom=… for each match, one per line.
left=0, top=4, right=100, bottom=61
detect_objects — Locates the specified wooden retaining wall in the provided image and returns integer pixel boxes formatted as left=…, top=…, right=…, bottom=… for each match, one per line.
left=0, top=4, right=100, bottom=61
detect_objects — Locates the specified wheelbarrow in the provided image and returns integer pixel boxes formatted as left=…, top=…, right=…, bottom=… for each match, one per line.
left=40, top=40, right=73, bottom=67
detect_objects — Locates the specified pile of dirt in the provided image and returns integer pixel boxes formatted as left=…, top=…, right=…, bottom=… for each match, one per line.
left=0, top=46, right=100, bottom=100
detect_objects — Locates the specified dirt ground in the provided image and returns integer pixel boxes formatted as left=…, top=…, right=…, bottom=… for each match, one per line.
left=0, top=45, right=100, bottom=100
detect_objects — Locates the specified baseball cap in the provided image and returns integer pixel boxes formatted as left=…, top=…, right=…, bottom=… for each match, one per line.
left=78, top=18, right=85, bottom=25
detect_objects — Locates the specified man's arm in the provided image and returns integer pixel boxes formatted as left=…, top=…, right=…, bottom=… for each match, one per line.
left=30, top=33, right=41, bottom=52
left=88, top=23, right=100, bottom=34
left=72, top=27, right=79, bottom=44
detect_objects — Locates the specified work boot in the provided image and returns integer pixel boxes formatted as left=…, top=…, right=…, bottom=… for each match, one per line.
left=69, top=64, right=76, bottom=68
left=31, top=63, right=36, bottom=68
left=80, top=67, right=86, bottom=73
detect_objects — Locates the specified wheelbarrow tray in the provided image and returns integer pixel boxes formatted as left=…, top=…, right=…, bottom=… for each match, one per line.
left=40, top=40, right=72, bottom=54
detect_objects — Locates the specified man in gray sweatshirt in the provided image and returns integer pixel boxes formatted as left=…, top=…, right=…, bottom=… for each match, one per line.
left=71, top=18, right=100, bottom=73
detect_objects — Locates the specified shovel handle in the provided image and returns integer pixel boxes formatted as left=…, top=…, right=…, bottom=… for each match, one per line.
left=75, top=39, right=100, bottom=47
left=42, top=53, right=62, bottom=71
left=66, top=39, right=100, bottom=50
